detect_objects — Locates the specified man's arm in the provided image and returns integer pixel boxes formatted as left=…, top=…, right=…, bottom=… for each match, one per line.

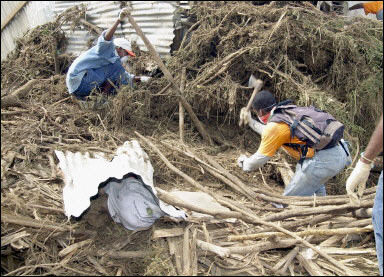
left=242, top=153, right=271, bottom=171
left=346, top=114, right=383, bottom=204
left=104, top=19, right=121, bottom=41
left=104, top=7, right=131, bottom=41
left=362, top=114, right=383, bottom=163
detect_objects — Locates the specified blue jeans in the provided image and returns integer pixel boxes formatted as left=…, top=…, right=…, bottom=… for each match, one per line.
left=283, top=141, right=352, bottom=196
left=377, top=9, right=383, bottom=21
left=73, top=62, right=132, bottom=98
left=373, top=171, right=383, bottom=276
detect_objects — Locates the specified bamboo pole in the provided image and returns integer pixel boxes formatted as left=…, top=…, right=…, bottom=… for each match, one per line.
left=228, top=226, right=373, bottom=241
left=127, top=12, right=213, bottom=145
left=262, top=199, right=374, bottom=222
left=179, top=67, right=186, bottom=142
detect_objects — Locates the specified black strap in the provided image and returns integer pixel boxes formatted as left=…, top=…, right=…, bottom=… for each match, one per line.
left=339, top=140, right=349, bottom=157
left=283, top=143, right=309, bottom=165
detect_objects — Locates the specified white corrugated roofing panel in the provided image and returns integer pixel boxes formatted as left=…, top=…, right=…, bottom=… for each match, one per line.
left=1, top=1, right=55, bottom=61
left=53, top=1, right=185, bottom=58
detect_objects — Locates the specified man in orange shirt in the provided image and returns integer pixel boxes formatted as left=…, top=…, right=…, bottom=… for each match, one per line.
left=349, top=1, right=383, bottom=20
left=237, top=90, right=352, bottom=197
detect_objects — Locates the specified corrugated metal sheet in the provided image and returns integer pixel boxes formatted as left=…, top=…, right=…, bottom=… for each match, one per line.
left=1, top=1, right=55, bottom=61
left=53, top=1, right=191, bottom=58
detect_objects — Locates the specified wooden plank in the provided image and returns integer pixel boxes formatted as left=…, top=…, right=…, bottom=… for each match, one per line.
left=1, top=231, right=30, bottom=247
left=1, top=2, right=28, bottom=31
left=167, top=237, right=183, bottom=275
left=182, top=225, right=191, bottom=275
left=152, top=228, right=184, bottom=239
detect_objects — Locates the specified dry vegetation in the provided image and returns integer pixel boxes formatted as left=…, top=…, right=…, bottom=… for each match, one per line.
left=1, top=1, right=383, bottom=276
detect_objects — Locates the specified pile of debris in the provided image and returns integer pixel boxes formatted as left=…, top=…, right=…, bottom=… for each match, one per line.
left=1, top=1, right=382, bottom=276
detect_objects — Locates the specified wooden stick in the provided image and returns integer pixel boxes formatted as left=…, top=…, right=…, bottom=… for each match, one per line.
left=297, top=252, right=327, bottom=276
left=156, top=187, right=243, bottom=220
left=127, top=12, right=213, bottom=145
left=182, top=225, right=191, bottom=276
left=228, top=226, right=373, bottom=241
left=135, top=132, right=208, bottom=193
left=152, top=228, right=184, bottom=239
left=1, top=79, right=41, bottom=108
left=58, top=239, right=92, bottom=257
left=1, top=231, right=30, bottom=247
left=262, top=199, right=374, bottom=222
left=199, top=152, right=258, bottom=199
left=217, top=198, right=359, bottom=276
left=79, top=18, right=103, bottom=35
left=179, top=67, right=186, bottom=143
left=196, top=240, right=230, bottom=257
left=1, top=214, right=72, bottom=232
left=227, top=239, right=298, bottom=254
left=191, top=228, right=198, bottom=276
left=1, top=1, right=28, bottom=31
left=96, top=250, right=152, bottom=259
left=152, top=82, right=172, bottom=96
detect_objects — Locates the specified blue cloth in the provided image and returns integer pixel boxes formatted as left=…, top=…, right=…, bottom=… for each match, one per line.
left=373, top=171, right=383, bottom=276
left=283, top=140, right=352, bottom=196
left=66, top=30, right=134, bottom=97
left=377, top=9, right=383, bottom=20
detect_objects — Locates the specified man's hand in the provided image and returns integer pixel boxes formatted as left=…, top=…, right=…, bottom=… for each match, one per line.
left=237, top=154, right=247, bottom=169
left=118, top=7, right=131, bottom=22
left=239, top=107, right=251, bottom=126
left=346, top=160, right=371, bottom=205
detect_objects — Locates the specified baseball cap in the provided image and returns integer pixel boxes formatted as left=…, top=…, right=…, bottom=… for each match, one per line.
left=114, top=38, right=136, bottom=57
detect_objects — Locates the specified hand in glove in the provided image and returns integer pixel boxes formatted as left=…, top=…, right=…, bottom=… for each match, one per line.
left=118, top=7, right=131, bottom=22
left=345, top=160, right=371, bottom=206
left=237, top=154, right=247, bottom=169
left=140, top=76, right=151, bottom=83
left=239, top=107, right=251, bottom=126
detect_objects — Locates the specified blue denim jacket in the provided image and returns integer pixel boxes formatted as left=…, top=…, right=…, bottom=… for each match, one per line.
left=66, top=30, right=133, bottom=93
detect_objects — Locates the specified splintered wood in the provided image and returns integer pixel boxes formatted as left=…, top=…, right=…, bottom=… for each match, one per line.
left=141, top=134, right=379, bottom=276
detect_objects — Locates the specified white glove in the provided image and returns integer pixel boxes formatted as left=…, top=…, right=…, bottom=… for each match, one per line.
left=140, top=76, right=151, bottom=83
left=345, top=160, right=371, bottom=205
left=118, top=7, right=131, bottom=21
left=237, top=154, right=247, bottom=169
left=239, top=107, right=251, bottom=126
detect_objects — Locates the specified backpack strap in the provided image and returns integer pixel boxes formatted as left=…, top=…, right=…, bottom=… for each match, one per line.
left=283, top=143, right=309, bottom=165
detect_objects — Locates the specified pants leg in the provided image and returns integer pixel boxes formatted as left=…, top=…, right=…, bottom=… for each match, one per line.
left=373, top=171, right=383, bottom=276
left=377, top=9, right=383, bottom=21
left=73, top=68, right=104, bottom=98
left=102, top=62, right=134, bottom=94
left=73, top=62, right=133, bottom=98
left=283, top=141, right=351, bottom=197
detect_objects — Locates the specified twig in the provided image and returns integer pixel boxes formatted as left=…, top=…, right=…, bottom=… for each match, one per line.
left=228, top=226, right=373, bottom=241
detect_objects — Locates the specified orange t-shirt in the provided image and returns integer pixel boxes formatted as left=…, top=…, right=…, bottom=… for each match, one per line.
left=363, top=1, right=383, bottom=15
left=256, top=122, right=315, bottom=160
